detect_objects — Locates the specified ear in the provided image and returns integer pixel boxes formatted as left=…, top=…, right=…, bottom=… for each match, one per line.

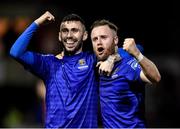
left=58, top=32, right=61, bottom=41
left=114, top=36, right=119, bottom=45
left=83, top=31, right=88, bottom=41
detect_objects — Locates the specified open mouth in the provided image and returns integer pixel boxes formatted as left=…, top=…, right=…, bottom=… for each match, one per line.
left=97, top=47, right=104, bottom=55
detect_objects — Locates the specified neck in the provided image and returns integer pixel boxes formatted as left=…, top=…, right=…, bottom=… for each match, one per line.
left=64, top=48, right=82, bottom=56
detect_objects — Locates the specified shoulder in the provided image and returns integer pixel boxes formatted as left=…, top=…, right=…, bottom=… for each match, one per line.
left=83, top=51, right=94, bottom=56
left=34, top=53, right=55, bottom=61
left=117, top=57, right=139, bottom=70
left=40, top=53, right=54, bottom=58
left=124, top=57, right=141, bottom=72
left=55, top=52, right=64, bottom=59
left=82, top=51, right=96, bottom=59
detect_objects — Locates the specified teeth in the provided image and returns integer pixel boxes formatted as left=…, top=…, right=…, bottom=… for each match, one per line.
left=66, top=41, right=74, bottom=44
left=66, top=40, right=73, bottom=42
left=66, top=40, right=74, bottom=43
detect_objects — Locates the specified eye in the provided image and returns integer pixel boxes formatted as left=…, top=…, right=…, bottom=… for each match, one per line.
left=71, top=28, right=79, bottom=33
left=92, top=37, right=98, bottom=42
left=61, top=28, right=68, bottom=33
left=101, top=35, right=107, bottom=39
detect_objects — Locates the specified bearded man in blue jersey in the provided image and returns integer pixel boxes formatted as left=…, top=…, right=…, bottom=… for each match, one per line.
left=90, top=19, right=161, bottom=128
left=9, top=11, right=120, bottom=128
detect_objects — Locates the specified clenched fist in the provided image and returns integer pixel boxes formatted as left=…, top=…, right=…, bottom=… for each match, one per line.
left=123, top=38, right=140, bottom=58
left=34, top=11, right=55, bottom=26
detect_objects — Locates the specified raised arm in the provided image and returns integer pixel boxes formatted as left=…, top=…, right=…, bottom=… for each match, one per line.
left=123, top=38, right=161, bottom=85
left=10, top=11, right=55, bottom=64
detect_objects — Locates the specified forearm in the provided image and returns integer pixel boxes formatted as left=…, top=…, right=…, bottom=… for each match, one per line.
left=10, top=22, right=38, bottom=58
left=107, top=53, right=121, bottom=63
left=136, top=53, right=161, bottom=84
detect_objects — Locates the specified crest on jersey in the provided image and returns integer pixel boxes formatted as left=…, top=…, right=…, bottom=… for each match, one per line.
left=79, top=59, right=86, bottom=65
left=78, top=59, right=88, bottom=70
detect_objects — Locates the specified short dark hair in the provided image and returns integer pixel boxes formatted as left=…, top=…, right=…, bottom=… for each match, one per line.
left=61, top=14, right=86, bottom=30
left=90, top=19, right=118, bottom=33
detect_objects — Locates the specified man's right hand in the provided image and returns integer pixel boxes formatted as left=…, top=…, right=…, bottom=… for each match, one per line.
left=34, top=11, right=55, bottom=26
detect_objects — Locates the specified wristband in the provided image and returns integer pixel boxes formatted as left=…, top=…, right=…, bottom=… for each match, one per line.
left=137, top=53, right=144, bottom=62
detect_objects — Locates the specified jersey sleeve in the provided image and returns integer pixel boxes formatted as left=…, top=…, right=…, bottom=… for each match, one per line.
left=10, top=22, right=38, bottom=61
left=118, top=44, right=144, bottom=58
left=9, top=22, right=51, bottom=79
left=24, top=53, right=52, bottom=80
left=125, top=58, right=143, bottom=83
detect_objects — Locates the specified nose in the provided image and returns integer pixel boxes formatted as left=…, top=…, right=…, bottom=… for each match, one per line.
left=96, top=38, right=102, bottom=46
left=67, top=31, right=73, bottom=37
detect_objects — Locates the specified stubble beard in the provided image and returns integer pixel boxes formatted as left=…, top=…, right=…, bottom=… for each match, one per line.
left=63, top=41, right=83, bottom=56
left=97, top=44, right=116, bottom=61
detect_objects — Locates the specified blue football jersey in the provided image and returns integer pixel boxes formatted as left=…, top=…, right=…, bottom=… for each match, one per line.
left=28, top=52, right=99, bottom=128
left=10, top=22, right=99, bottom=128
left=99, top=57, right=146, bottom=128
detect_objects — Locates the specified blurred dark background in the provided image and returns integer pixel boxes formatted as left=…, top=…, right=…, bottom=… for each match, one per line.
left=0, top=0, right=180, bottom=127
